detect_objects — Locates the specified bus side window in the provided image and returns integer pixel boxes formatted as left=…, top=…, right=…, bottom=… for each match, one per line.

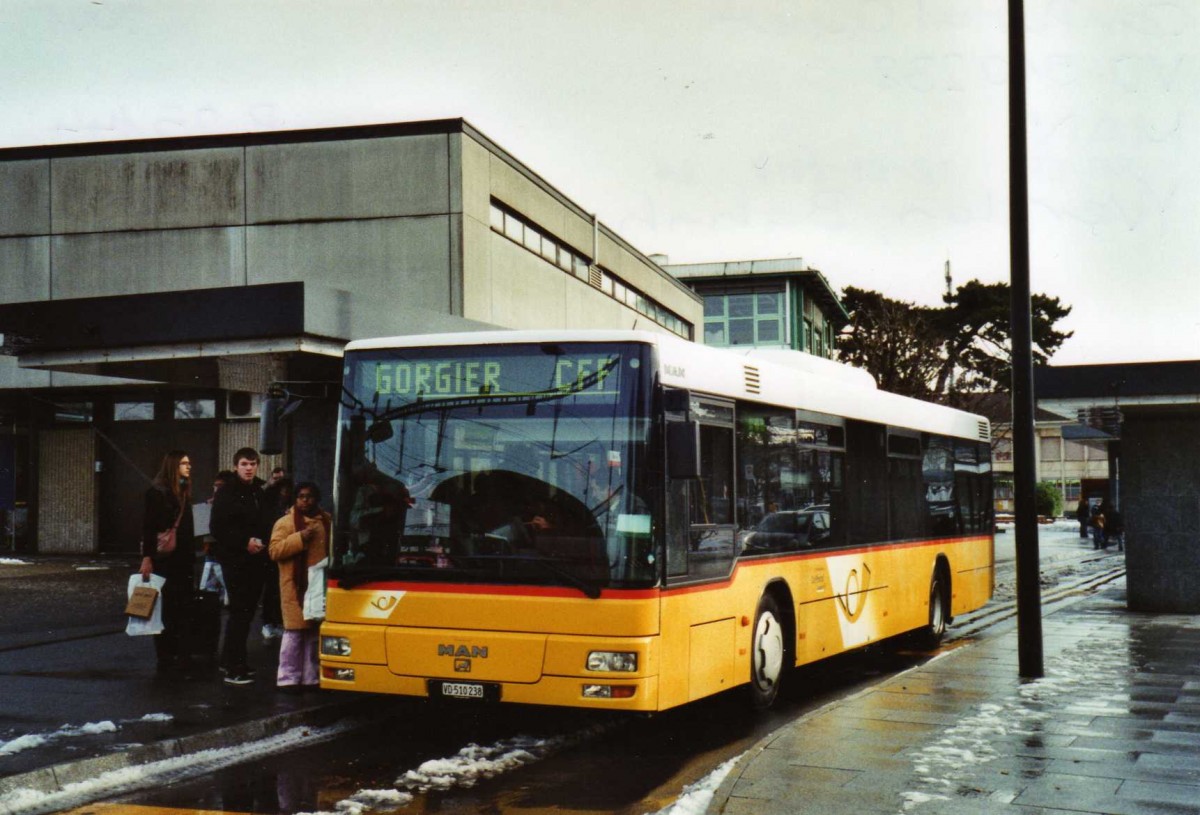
left=683, top=422, right=737, bottom=580
left=690, top=424, right=734, bottom=526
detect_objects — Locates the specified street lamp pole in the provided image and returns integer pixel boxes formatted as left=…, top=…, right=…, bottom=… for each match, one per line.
left=1008, top=0, right=1044, bottom=678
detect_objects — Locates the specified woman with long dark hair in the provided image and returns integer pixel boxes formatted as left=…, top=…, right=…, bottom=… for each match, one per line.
left=140, top=449, right=196, bottom=673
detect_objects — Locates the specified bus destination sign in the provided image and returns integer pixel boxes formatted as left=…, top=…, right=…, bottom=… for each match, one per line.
left=365, top=353, right=623, bottom=400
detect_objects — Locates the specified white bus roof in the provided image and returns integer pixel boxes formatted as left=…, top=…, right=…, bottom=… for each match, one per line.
left=345, top=330, right=990, bottom=442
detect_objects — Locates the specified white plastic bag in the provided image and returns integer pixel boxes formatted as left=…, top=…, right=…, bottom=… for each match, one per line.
left=125, top=573, right=166, bottom=636
left=303, top=557, right=328, bottom=622
left=199, top=560, right=229, bottom=606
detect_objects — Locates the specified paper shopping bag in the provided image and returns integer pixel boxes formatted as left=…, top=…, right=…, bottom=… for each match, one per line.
left=125, top=584, right=159, bottom=618
left=125, top=573, right=166, bottom=636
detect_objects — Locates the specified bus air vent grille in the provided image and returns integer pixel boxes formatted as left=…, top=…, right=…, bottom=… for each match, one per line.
left=977, top=420, right=990, bottom=441
left=744, top=365, right=761, bottom=394
left=588, top=266, right=603, bottom=288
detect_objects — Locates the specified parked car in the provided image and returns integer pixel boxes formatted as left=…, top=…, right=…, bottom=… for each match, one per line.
left=740, top=506, right=831, bottom=551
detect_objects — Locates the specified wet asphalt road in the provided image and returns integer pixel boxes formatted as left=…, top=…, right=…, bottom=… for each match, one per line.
left=73, top=640, right=943, bottom=814
left=35, top=529, right=1118, bottom=815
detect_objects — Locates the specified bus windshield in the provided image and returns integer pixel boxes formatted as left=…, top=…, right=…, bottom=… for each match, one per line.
left=332, top=342, right=657, bottom=595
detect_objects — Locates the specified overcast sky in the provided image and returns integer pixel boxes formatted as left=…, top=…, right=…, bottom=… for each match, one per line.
left=3, top=0, right=1196, bottom=365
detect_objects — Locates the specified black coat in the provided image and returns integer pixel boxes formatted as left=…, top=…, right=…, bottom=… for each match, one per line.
left=210, top=476, right=274, bottom=568
left=142, top=485, right=196, bottom=574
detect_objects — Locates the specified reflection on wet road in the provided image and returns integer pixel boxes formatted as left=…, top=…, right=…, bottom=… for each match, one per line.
left=66, top=641, right=943, bottom=815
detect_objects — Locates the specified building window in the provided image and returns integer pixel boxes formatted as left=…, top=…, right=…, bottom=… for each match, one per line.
left=1063, top=440, right=1087, bottom=462
left=1064, top=480, right=1082, bottom=503
left=115, top=401, right=155, bottom=421
left=1039, top=436, right=1062, bottom=462
left=702, top=289, right=786, bottom=348
left=489, top=199, right=692, bottom=340
left=993, top=437, right=1013, bottom=462
left=174, top=399, right=216, bottom=420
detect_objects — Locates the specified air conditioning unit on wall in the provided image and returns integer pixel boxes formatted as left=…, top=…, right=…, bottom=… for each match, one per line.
left=226, top=391, right=264, bottom=420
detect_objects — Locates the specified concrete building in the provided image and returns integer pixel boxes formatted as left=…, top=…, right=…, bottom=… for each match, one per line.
left=1036, top=361, right=1200, bottom=613
left=0, top=119, right=701, bottom=555
left=662, top=257, right=848, bottom=359
left=979, top=392, right=1110, bottom=517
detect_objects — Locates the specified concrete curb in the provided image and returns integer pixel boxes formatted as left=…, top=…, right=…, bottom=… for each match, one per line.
left=0, top=697, right=371, bottom=800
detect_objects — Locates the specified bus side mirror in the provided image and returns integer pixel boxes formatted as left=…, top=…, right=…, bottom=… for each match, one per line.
left=259, top=395, right=286, bottom=455
left=667, top=420, right=701, bottom=480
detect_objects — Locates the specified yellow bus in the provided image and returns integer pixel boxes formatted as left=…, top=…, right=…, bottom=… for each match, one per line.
left=315, top=330, right=993, bottom=711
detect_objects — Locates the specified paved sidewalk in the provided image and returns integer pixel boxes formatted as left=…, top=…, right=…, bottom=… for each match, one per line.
left=0, top=557, right=364, bottom=804
left=710, top=578, right=1200, bottom=815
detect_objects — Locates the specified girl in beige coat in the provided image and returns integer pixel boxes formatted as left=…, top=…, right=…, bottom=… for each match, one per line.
left=268, top=482, right=329, bottom=690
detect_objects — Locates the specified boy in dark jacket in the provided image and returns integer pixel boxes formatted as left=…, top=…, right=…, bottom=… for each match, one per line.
left=210, top=447, right=277, bottom=685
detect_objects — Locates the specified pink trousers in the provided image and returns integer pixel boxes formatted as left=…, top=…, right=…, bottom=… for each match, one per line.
left=276, top=628, right=319, bottom=687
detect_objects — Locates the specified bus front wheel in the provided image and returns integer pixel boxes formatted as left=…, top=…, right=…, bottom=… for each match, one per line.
left=749, top=594, right=787, bottom=709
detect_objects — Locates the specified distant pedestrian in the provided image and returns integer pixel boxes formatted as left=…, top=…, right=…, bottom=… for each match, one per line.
left=140, top=450, right=195, bottom=674
left=1106, top=505, right=1125, bottom=552
left=1075, top=497, right=1090, bottom=539
left=210, top=447, right=274, bottom=685
left=1090, top=501, right=1107, bottom=550
left=269, top=481, right=330, bottom=691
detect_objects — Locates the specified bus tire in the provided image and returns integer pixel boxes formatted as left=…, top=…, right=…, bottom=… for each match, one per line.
left=749, top=593, right=787, bottom=710
left=921, top=571, right=948, bottom=649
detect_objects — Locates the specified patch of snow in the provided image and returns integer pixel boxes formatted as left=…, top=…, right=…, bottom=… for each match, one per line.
left=330, top=788, right=413, bottom=814
left=399, top=725, right=613, bottom=792
left=0, top=558, right=30, bottom=566
left=0, top=721, right=117, bottom=757
left=899, top=622, right=1134, bottom=814
left=0, top=721, right=360, bottom=815
left=134, top=713, right=173, bottom=723
left=300, top=721, right=618, bottom=814
left=0, top=735, right=48, bottom=757
left=647, top=756, right=740, bottom=815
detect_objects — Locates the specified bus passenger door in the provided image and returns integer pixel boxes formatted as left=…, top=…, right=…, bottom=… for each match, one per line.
left=665, top=396, right=738, bottom=582
left=664, top=396, right=739, bottom=704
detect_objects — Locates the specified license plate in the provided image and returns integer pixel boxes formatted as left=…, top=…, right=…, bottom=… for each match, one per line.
left=440, top=682, right=485, bottom=699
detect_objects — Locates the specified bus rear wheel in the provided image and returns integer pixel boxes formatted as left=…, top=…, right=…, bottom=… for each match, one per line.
left=921, top=572, right=948, bottom=649
left=749, top=594, right=787, bottom=709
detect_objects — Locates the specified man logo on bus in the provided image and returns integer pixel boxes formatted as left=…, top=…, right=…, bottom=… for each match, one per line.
left=438, top=644, right=489, bottom=659
left=835, top=563, right=872, bottom=622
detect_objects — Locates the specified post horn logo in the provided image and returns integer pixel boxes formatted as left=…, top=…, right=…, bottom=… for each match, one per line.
left=835, top=563, right=872, bottom=622
left=371, top=595, right=399, bottom=612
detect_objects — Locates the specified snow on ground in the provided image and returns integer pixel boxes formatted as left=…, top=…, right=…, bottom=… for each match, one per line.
left=133, top=713, right=173, bottom=723
left=0, top=721, right=361, bottom=815
left=647, top=756, right=741, bottom=815
left=0, top=722, right=118, bottom=757
left=295, top=721, right=622, bottom=815
left=0, top=715, right=174, bottom=759
left=0, top=558, right=29, bottom=566
left=899, top=597, right=1135, bottom=813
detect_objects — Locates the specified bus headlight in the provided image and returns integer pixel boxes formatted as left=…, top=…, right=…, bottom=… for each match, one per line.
left=321, top=636, right=352, bottom=657
left=583, top=684, right=636, bottom=699
left=587, top=651, right=638, bottom=672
